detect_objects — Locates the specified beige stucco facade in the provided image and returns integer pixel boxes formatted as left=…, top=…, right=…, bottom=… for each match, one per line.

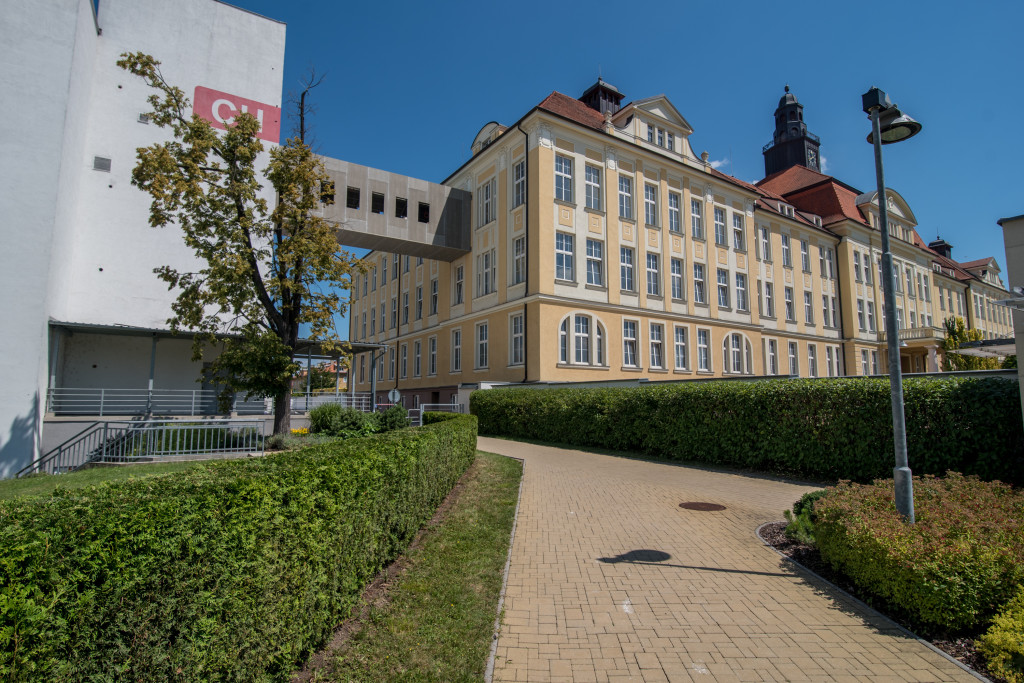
left=347, top=86, right=1014, bottom=405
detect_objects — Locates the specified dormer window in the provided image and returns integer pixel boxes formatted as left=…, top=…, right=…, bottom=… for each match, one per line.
left=667, top=132, right=675, bottom=151
left=648, top=123, right=655, bottom=143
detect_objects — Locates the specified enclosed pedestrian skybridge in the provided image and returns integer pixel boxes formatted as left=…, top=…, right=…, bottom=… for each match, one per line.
left=319, top=158, right=471, bottom=261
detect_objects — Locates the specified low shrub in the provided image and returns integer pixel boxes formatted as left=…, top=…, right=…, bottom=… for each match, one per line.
left=308, top=404, right=376, bottom=438
left=470, top=377, right=1024, bottom=484
left=813, top=472, right=1024, bottom=633
left=783, top=489, right=827, bottom=545
left=376, top=404, right=409, bottom=432
left=978, top=584, right=1024, bottom=683
left=308, top=401, right=343, bottom=433
left=0, top=416, right=478, bottom=681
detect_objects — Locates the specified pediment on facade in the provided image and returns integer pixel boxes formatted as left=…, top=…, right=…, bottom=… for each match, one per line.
left=616, top=95, right=694, bottom=135
left=855, top=188, right=917, bottom=226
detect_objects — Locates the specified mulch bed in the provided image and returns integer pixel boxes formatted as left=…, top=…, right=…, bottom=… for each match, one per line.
left=758, top=521, right=1004, bottom=683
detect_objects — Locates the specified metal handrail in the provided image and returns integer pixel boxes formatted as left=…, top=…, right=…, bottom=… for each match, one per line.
left=18, top=419, right=264, bottom=477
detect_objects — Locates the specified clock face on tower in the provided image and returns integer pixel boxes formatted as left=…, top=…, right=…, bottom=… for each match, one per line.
left=807, top=148, right=818, bottom=169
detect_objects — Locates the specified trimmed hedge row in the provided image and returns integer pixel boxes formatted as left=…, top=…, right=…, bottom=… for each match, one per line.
left=422, top=411, right=463, bottom=425
left=979, top=584, right=1024, bottom=682
left=471, top=377, right=1024, bottom=483
left=0, top=416, right=477, bottom=681
left=813, top=472, right=1024, bottom=633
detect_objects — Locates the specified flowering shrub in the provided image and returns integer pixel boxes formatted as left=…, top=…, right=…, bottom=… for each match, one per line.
left=290, top=427, right=309, bottom=436
left=814, top=472, right=1024, bottom=633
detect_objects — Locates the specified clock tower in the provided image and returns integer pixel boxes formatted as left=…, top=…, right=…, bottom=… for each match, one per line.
left=763, top=86, right=822, bottom=176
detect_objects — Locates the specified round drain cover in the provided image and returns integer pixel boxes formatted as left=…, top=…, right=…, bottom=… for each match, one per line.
left=679, top=502, right=726, bottom=511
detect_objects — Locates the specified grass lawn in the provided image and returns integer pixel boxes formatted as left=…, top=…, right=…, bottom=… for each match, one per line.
left=0, top=460, right=208, bottom=500
left=313, top=450, right=522, bottom=682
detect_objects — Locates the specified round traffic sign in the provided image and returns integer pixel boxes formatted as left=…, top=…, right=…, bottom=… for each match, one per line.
left=387, top=388, right=401, bottom=403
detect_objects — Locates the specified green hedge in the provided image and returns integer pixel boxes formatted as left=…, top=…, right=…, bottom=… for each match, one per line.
left=471, top=377, right=1024, bottom=483
left=0, top=416, right=477, bottom=681
left=813, top=472, right=1024, bottom=633
left=422, top=411, right=463, bottom=425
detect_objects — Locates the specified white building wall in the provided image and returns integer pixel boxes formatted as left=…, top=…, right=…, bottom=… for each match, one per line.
left=0, top=0, right=99, bottom=476
left=0, top=0, right=286, bottom=476
left=53, top=0, right=286, bottom=328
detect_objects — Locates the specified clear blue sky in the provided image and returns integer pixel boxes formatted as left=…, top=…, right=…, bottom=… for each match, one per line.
left=229, top=0, right=1024, bottom=340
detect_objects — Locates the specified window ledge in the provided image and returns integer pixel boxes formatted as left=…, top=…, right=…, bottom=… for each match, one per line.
left=648, top=368, right=669, bottom=374
left=620, top=366, right=643, bottom=372
left=554, top=199, right=577, bottom=209
left=673, top=369, right=692, bottom=375
left=585, top=284, right=608, bottom=292
left=583, top=207, right=606, bottom=216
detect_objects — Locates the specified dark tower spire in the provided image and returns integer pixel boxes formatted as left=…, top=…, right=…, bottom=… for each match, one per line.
left=763, top=85, right=822, bottom=176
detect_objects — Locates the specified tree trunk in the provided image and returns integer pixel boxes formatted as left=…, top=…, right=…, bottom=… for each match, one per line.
left=273, top=392, right=291, bottom=435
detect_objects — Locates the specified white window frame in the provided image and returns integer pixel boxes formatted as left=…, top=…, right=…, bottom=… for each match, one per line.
left=764, top=282, right=775, bottom=318
left=697, top=328, right=710, bottom=372
left=646, top=253, right=660, bottom=296
left=555, top=233, right=574, bottom=281
left=555, top=154, right=573, bottom=203
left=510, top=314, right=524, bottom=366
left=717, top=268, right=730, bottom=308
left=784, top=286, right=795, bottom=321
left=623, top=320, right=638, bottom=367
left=586, top=239, right=604, bottom=286
left=714, top=207, right=727, bottom=246
left=644, top=184, right=658, bottom=226
left=693, top=263, right=706, bottom=304
left=789, top=341, right=799, bottom=376
left=428, top=336, right=437, bottom=376
left=584, top=164, right=602, bottom=210
left=513, top=159, right=526, bottom=208
left=735, top=273, right=748, bottom=311
left=691, top=199, right=704, bottom=240
left=476, top=322, right=488, bottom=369
left=620, top=247, right=634, bottom=291
left=618, top=175, right=633, bottom=219
left=451, top=328, right=462, bottom=372
left=454, top=265, right=464, bottom=304
left=513, top=236, right=526, bottom=285
left=781, top=234, right=792, bottom=267
left=732, top=214, right=744, bottom=251
left=649, top=323, right=664, bottom=369
left=674, top=325, right=688, bottom=370
left=670, top=258, right=684, bottom=300
left=668, top=192, right=681, bottom=233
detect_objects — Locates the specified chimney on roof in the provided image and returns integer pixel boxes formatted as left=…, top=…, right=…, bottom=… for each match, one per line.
left=928, top=237, right=953, bottom=259
left=580, top=78, right=624, bottom=116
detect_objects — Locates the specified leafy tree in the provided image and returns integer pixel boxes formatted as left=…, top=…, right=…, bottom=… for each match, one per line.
left=118, top=53, right=358, bottom=434
left=306, top=363, right=341, bottom=392
left=941, top=316, right=1000, bottom=371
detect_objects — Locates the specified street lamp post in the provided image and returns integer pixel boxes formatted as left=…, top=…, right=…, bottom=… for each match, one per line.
left=862, top=86, right=923, bottom=523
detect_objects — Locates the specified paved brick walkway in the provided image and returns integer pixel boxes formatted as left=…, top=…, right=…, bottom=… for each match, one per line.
left=480, top=437, right=979, bottom=683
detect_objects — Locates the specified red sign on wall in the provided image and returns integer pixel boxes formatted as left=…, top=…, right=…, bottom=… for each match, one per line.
left=193, top=86, right=281, bottom=143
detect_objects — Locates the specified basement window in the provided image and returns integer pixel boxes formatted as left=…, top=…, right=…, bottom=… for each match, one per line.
left=418, top=202, right=430, bottom=224
left=371, top=192, right=385, bottom=214
left=346, top=187, right=360, bottom=209
left=93, top=156, right=111, bottom=172
left=395, top=197, right=408, bottom=219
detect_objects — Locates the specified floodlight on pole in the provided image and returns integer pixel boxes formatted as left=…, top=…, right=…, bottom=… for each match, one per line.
left=862, top=86, right=922, bottom=523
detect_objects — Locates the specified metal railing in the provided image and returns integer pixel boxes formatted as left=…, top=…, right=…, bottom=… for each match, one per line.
left=290, top=393, right=372, bottom=412
left=18, top=419, right=265, bottom=476
left=46, top=388, right=372, bottom=416
left=877, top=326, right=944, bottom=343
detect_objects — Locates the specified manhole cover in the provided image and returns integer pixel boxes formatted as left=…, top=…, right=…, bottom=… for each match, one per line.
left=679, top=502, right=726, bottom=511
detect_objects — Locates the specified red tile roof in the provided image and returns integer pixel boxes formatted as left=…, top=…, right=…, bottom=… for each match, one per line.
left=537, top=91, right=605, bottom=130
left=959, top=258, right=995, bottom=270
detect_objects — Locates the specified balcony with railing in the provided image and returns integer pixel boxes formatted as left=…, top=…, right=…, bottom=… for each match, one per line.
left=877, top=326, right=945, bottom=344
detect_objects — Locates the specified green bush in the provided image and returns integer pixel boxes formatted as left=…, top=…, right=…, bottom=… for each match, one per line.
left=376, top=404, right=409, bottom=432
left=308, top=403, right=376, bottom=438
left=423, top=411, right=462, bottom=425
left=0, top=416, right=478, bottom=681
left=783, top=489, right=827, bottom=545
left=813, top=472, right=1024, bottom=633
left=470, top=377, right=1024, bottom=484
left=978, top=584, right=1024, bottom=683
left=308, top=401, right=343, bottom=434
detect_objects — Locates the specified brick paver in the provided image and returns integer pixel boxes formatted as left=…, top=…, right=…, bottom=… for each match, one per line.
left=481, top=437, right=979, bottom=682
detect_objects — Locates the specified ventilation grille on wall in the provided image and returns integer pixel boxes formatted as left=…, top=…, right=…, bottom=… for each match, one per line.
left=93, top=156, right=111, bottom=172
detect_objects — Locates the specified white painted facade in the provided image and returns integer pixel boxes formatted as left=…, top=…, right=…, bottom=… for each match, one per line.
left=0, top=0, right=285, bottom=476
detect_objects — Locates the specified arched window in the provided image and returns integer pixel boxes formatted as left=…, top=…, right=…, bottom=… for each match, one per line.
left=558, top=314, right=606, bottom=367
left=721, top=332, right=754, bottom=374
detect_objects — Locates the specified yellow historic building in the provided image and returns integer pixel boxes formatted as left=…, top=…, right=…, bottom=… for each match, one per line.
left=348, top=82, right=1013, bottom=406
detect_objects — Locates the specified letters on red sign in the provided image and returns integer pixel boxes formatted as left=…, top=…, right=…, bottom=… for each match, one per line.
left=193, top=86, right=281, bottom=144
